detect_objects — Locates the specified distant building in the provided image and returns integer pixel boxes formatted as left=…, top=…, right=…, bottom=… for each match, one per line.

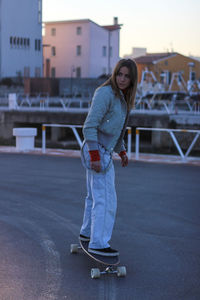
left=190, top=56, right=200, bottom=62
left=135, top=52, right=200, bottom=89
left=123, top=47, right=147, bottom=59
left=43, top=17, right=122, bottom=78
left=0, top=0, right=43, bottom=78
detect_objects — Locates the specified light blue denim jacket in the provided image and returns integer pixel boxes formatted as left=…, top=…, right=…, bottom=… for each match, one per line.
left=83, top=85, right=129, bottom=153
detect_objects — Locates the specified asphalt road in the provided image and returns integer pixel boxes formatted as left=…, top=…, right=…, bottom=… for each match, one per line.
left=0, top=153, right=199, bottom=300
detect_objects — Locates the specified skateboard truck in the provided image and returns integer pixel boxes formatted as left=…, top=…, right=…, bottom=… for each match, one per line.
left=91, top=266, right=126, bottom=279
left=70, top=243, right=127, bottom=279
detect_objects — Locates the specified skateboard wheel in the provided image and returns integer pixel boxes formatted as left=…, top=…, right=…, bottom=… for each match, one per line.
left=91, top=268, right=101, bottom=279
left=117, top=266, right=127, bottom=277
left=70, top=244, right=79, bottom=254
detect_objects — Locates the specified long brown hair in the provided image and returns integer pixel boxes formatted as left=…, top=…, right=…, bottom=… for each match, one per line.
left=101, top=59, right=138, bottom=111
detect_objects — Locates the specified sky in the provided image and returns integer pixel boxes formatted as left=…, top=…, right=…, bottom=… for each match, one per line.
left=42, top=0, right=200, bottom=58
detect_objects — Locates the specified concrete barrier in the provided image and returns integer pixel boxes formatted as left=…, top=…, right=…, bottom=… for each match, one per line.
left=13, top=128, right=37, bottom=151
left=8, top=93, right=18, bottom=110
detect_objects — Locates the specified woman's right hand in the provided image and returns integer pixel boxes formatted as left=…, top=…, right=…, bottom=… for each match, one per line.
left=91, top=160, right=101, bottom=173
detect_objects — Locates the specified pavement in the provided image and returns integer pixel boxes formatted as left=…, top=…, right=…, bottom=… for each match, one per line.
left=0, top=145, right=200, bottom=166
left=0, top=150, right=199, bottom=300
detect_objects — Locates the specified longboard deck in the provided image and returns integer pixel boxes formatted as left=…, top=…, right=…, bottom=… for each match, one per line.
left=80, top=240, right=120, bottom=266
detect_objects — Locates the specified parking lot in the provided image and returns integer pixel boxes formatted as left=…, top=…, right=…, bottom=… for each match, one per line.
left=0, top=153, right=199, bottom=300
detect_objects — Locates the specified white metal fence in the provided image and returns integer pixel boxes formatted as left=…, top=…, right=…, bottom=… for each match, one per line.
left=42, top=124, right=132, bottom=159
left=42, top=124, right=200, bottom=161
left=135, top=127, right=200, bottom=160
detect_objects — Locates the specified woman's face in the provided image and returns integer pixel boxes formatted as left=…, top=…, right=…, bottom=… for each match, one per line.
left=116, top=66, right=131, bottom=90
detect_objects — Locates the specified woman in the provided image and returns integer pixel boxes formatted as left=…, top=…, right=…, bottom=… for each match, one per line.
left=80, top=59, right=138, bottom=256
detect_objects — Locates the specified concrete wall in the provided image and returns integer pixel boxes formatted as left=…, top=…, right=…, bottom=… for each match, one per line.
left=1, top=110, right=200, bottom=153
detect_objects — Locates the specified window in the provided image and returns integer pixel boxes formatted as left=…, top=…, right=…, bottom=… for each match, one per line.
left=38, top=39, right=41, bottom=51
left=190, top=71, right=196, bottom=81
left=76, top=45, right=81, bottom=56
left=38, top=0, right=42, bottom=23
left=51, top=28, right=56, bottom=36
left=160, top=72, right=164, bottom=84
left=76, top=67, right=81, bottom=78
left=102, top=46, right=107, bottom=57
left=24, top=67, right=30, bottom=78
left=24, top=38, right=30, bottom=48
left=10, top=36, right=31, bottom=49
left=76, top=26, right=82, bottom=35
left=102, top=67, right=106, bottom=74
left=168, top=72, right=171, bottom=84
left=46, top=59, right=50, bottom=77
left=160, top=71, right=171, bottom=85
left=109, top=46, right=113, bottom=57
left=51, top=46, right=56, bottom=56
left=51, top=67, right=56, bottom=78
left=35, top=67, right=41, bottom=77
left=35, top=39, right=41, bottom=51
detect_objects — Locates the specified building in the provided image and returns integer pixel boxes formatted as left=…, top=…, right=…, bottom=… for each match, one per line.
left=135, top=52, right=200, bottom=90
left=0, top=0, right=43, bottom=78
left=43, top=17, right=122, bottom=78
left=123, top=47, right=147, bottom=59
left=190, top=56, right=200, bottom=62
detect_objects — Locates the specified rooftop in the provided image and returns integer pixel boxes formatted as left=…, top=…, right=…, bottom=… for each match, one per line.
left=135, top=52, right=177, bottom=64
left=44, top=18, right=122, bottom=31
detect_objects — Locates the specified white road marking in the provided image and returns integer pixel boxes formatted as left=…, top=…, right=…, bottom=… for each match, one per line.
left=0, top=216, right=62, bottom=300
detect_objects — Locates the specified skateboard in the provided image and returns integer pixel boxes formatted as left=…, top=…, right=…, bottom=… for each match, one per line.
left=70, top=239, right=126, bottom=279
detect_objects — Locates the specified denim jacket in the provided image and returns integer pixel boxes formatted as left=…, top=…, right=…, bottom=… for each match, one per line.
left=83, top=85, right=129, bottom=153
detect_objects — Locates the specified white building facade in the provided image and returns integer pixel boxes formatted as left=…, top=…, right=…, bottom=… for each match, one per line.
left=0, top=0, right=43, bottom=78
left=43, top=18, right=121, bottom=78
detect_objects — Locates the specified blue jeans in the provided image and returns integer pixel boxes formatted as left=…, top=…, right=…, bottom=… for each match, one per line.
left=80, top=144, right=117, bottom=249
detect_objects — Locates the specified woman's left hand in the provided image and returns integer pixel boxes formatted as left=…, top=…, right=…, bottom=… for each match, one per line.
left=121, top=154, right=128, bottom=167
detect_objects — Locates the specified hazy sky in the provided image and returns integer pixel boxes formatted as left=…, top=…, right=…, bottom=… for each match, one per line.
left=43, top=0, right=200, bottom=58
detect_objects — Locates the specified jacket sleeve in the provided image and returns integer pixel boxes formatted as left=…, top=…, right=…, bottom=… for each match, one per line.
left=114, top=137, right=126, bottom=153
left=114, top=115, right=129, bottom=153
left=83, top=87, right=111, bottom=149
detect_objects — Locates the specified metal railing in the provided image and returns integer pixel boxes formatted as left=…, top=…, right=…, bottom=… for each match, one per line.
left=135, top=98, right=200, bottom=114
left=42, top=124, right=132, bottom=159
left=0, top=93, right=91, bottom=112
left=1, top=92, right=199, bottom=114
left=135, top=127, right=200, bottom=160
left=42, top=124, right=83, bottom=154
